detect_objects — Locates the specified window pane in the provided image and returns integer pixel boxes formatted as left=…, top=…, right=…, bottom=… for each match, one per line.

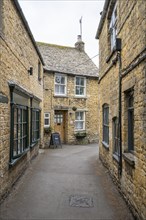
left=80, top=78, right=84, bottom=86
left=55, top=85, right=59, bottom=94
left=45, top=119, right=49, bottom=125
left=55, top=75, right=61, bottom=84
left=61, top=76, right=65, bottom=84
left=60, top=85, right=65, bottom=94
left=76, top=77, right=80, bottom=85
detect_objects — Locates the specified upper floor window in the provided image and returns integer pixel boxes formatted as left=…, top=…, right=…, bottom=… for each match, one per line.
left=103, top=104, right=109, bottom=145
left=38, top=61, right=41, bottom=80
left=44, top=113, right=50, bottom=128
left=55, top=74, right=67, bottom=96
left=109, top=4, right=117, bottom=51
left=75, top=111, right=85, bottom=130
left=75, top=76, right=86, bottom=96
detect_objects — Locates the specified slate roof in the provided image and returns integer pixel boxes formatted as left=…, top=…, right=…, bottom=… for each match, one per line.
left=37, top=42, right=99, bottom=78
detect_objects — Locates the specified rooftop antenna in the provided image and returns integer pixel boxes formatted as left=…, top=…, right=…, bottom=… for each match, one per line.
left=79, top=16, right=83, bottom=40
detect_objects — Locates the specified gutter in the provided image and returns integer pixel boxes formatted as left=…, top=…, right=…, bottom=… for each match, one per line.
left=13, top=0, right=45, bottom=65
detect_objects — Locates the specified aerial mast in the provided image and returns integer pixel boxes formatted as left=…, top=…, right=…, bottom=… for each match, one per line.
left=79, top=16, right=83, bottom=40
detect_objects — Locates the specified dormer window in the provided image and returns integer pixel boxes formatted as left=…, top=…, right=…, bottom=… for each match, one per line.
left=109, top=4, right=117, bottom=51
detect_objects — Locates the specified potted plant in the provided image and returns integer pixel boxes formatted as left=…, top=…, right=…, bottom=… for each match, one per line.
left=44, top=126, right=52, bottom=134
left=75, top=132, right=86, bottom=138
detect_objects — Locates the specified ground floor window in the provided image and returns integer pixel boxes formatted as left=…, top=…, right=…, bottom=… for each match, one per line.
left=127, top=90, right=134, bottom=152
left=32, top=109, right=40, bottom=143
left=103, top=104, right=109, bottom=145
left=13, top=105, right=28, bottom=158
left=44, top=113, right=50, bottom=127
left=112, top=117, right=119, bottom=156
left=9, top=83, right=41, bottom=164
left=75, top=111, right=85, bottom=130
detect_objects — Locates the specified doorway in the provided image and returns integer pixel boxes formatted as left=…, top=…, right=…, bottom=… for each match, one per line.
left=54, top=110, right=67, bottom=143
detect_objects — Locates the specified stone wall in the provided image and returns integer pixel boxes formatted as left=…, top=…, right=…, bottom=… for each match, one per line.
left=0, top=0, right=43, bottom=200
left=43, top=71, right=99, bottom=146
left=98, top=0, right=146, bottom=219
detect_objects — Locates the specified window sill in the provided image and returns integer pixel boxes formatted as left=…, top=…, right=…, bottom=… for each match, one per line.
left=74, top=96, right=87, bottom=99
left=54, top=95, right=68, bottom=98
left=106, top=48, right=116, bottom=63
left=30, top=140, right=39, bottom=148
left=123, top=152, right=135, bottom=167
left=9, top=149, right=29, bottom=168
left=113, top=153, right=120, bottom=163
left=102, top=141, right=109, bottom=150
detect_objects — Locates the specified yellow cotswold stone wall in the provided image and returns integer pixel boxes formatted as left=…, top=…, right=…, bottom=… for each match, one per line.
left=98, top=0, right=146, bottom=219
left=0, top=0, right=44, bottom=200
left=43, top=71, right=99, bottom=146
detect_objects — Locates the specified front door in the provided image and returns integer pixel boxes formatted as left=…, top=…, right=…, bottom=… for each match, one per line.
left=54, top=111, right=66, bottom=143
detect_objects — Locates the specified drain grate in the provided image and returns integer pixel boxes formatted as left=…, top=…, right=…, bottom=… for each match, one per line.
left=69, top=195, right=94, bottom=208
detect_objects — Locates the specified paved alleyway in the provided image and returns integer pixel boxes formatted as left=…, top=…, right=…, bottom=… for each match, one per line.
left=0, top=144, right=134, bottom=220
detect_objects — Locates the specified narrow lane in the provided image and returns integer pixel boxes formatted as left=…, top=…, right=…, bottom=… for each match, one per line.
left=0, top=144, right=133, bottom=220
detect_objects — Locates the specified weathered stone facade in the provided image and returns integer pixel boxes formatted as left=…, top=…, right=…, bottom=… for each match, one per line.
left=43, top=71, right=99, bottom=146
left=96, top=0, right=146, bottom=219
left=0, top=0, right=44, bottom=201
left=38, top=42, right=99, bottom=146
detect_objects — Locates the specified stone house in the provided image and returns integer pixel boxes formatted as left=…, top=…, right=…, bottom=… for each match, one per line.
left=37, top=37, right=99, bottom=146
left=96, top=0, right=146, bottom=219
left=0, top=0, right=44, bottom=200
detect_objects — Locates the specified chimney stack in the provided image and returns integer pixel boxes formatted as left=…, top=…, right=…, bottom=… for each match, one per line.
left=75, top=35, right=85, bottom=52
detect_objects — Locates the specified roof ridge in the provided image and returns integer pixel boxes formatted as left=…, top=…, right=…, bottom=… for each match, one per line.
left=37, top=42, right=75, bottom=49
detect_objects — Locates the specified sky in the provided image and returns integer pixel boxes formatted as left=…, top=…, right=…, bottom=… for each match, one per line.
left=18, top=0, right=105, bottom=67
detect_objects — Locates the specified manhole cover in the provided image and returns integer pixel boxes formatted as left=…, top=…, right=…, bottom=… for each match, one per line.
left=69, top=195, right=94, bottom=208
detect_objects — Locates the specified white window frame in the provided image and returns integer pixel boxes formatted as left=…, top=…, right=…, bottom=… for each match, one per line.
left=44, top=112, right=50, bottom=128
left=75, top=111, right=85, bottom=131
left=75, top=76, right=86, bottom=97
left=109, top=3, right=117, bottom=51
left=54, top=73, right=67, bottom=96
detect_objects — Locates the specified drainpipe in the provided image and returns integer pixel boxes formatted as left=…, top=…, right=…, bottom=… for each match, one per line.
left=117, top=49, right=122, bottom=176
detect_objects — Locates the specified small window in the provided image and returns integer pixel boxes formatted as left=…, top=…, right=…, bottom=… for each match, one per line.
left=103, top=104, right=109, bottom=145
left=127, top=91, right=134, bottom=152
left=109, top=4, right=117, bottom=51
left=44, top=113, right=50, bottom=127
left=54, top=114, right=63, bottom=124
left=75, top=76, right=86, bottom=96
left=112, top=117, right=119, bottom=156
left=55, top=74, right=67, bottom=96
left=75, top=111, right=85, bottom=130
left=32, top=109, right=40, bottom=143
left=38, top=61, right=41, bottom=80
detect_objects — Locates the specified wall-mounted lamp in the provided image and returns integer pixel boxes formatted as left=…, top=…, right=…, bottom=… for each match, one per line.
left=28, top=67, right=33, bottom=75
